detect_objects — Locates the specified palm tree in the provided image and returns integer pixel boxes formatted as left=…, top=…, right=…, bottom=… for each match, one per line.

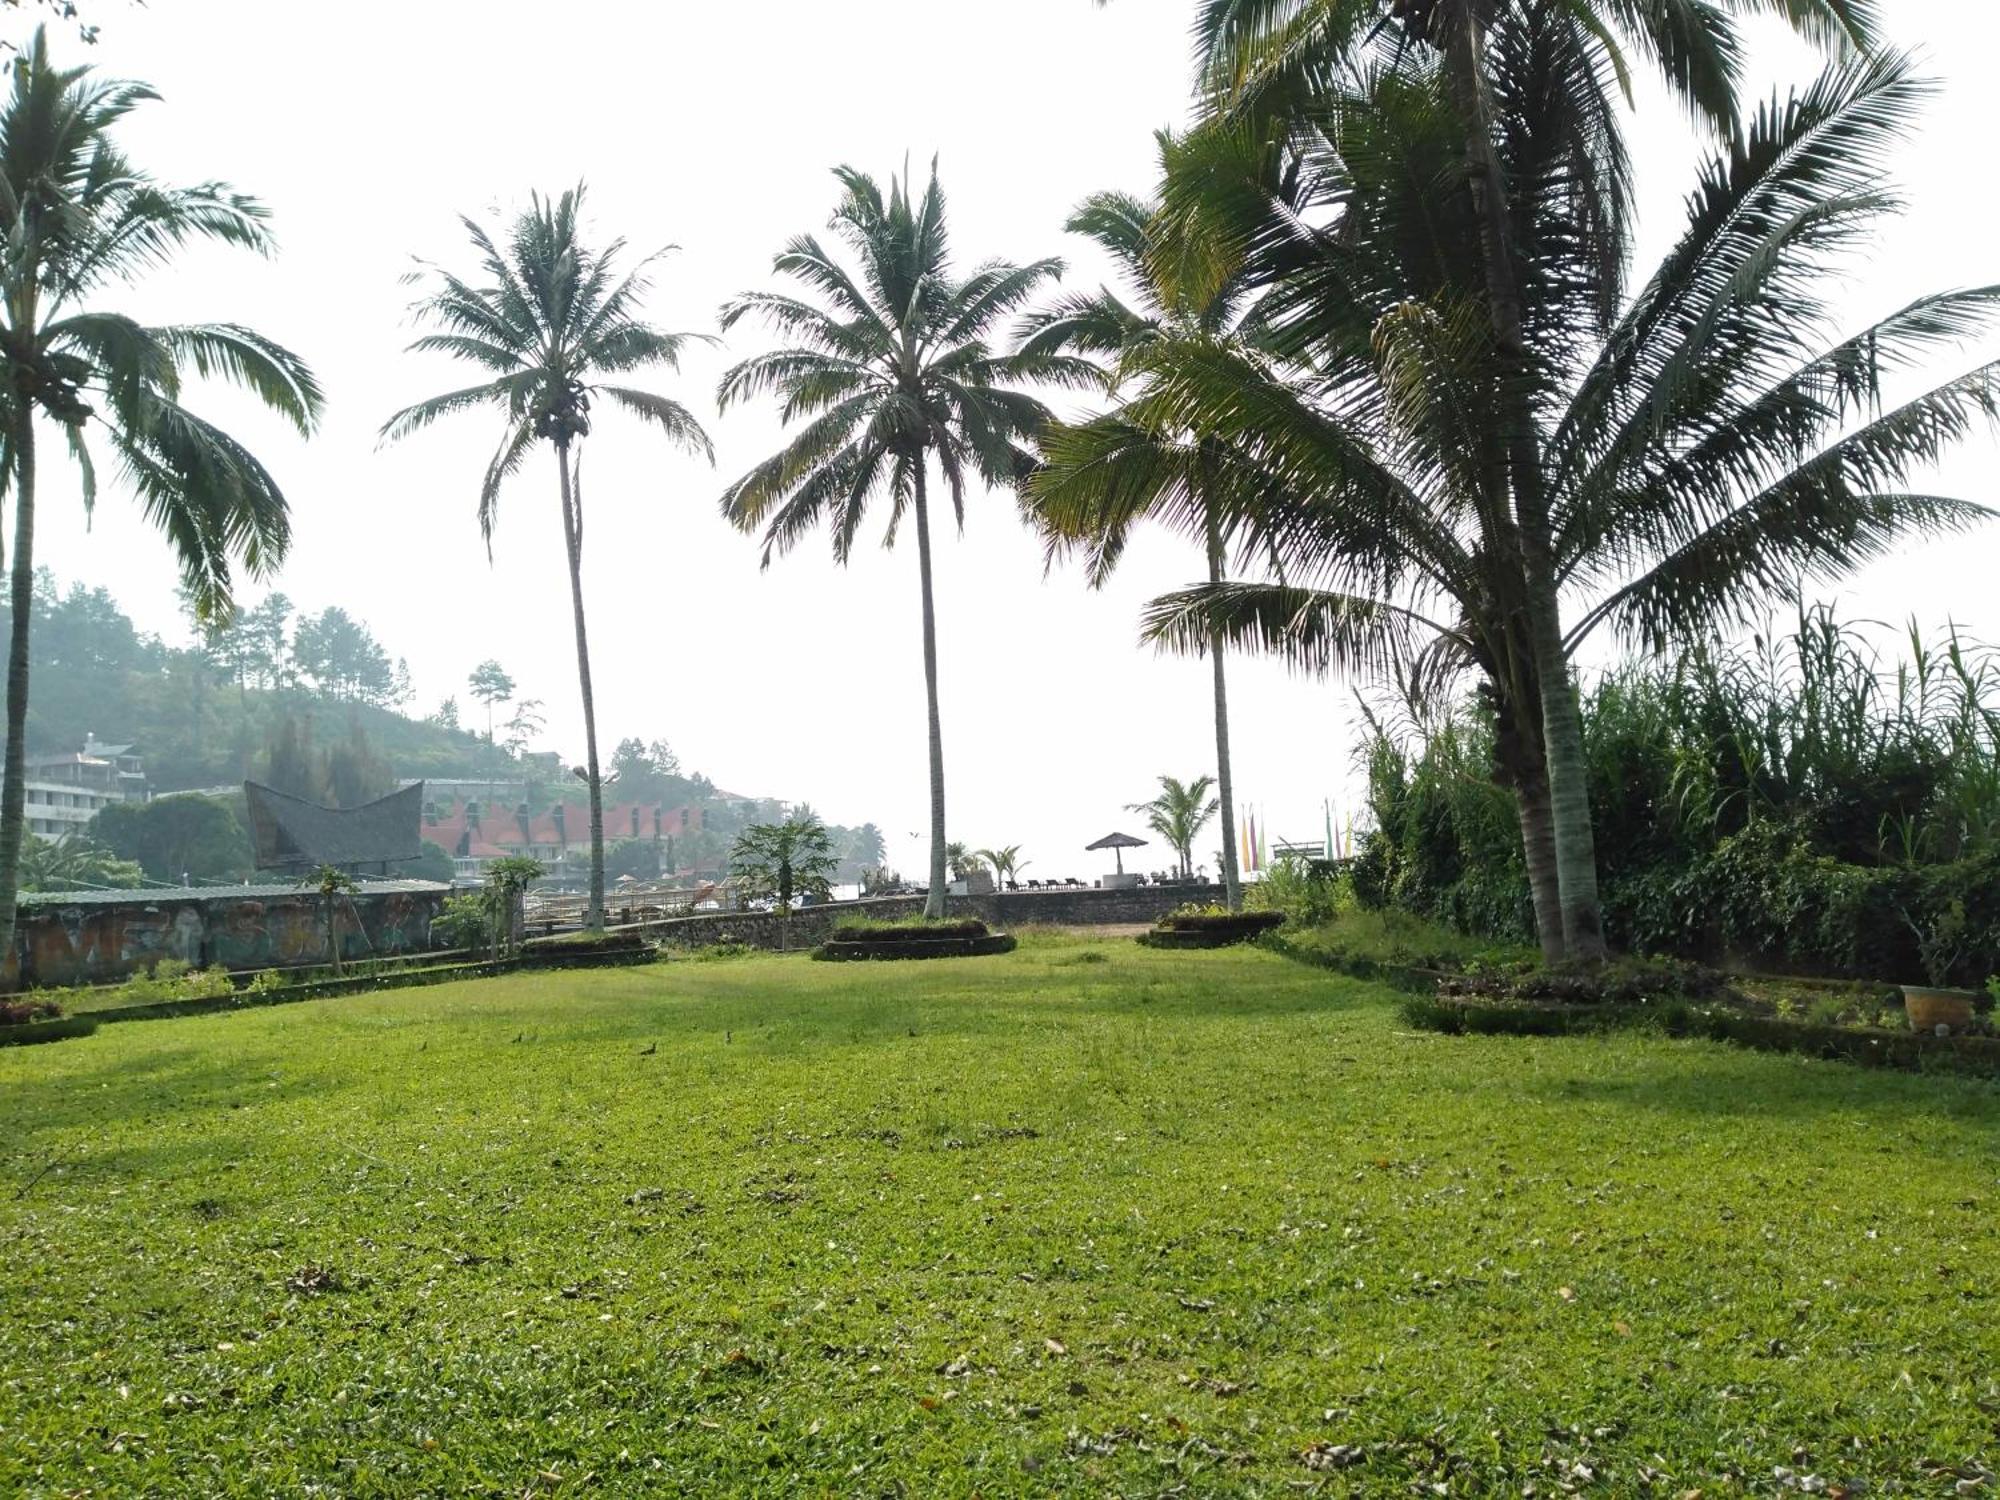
left=1129, top=774, right=1220, bottom=879
left=1129, top=52, right=1996, bottom=959
left=1020, top=170, right=1250, bottom=911
left=731, top=814, right=837, bottom=950
left=0, top=31, right=323, bottom=978
left=717, top=161, right=1087, bottom=917
left=1190, top=0, right=1879, bottom=961
left=383, top=188, right=712, bottom=931
left=975, top=844, right=1028, bottom=889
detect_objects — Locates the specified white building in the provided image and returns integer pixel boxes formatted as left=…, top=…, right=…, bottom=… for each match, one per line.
left=15, top=735, right=149, bottom=843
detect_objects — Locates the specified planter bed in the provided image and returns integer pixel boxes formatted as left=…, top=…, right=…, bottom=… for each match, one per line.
left=49, top=943, right=660, bottom=1033
left=0, top=1015, right=100, bottom=1048
left=814, top=919, right=1017, bottom=961
left=1138, top=910, right=1286, bottom=949
left=1409, top=993, right=2000, bottom=1076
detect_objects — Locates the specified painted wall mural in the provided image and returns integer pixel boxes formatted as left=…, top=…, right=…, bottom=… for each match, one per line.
left=6, top=885, right=451, bottom=988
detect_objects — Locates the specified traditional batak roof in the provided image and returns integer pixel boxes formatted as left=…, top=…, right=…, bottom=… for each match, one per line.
left=244, top=780, right=426, bottom=871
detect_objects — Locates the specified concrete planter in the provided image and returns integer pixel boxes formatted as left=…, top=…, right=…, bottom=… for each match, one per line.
left=1901, top=985, right=1981, bottom=1035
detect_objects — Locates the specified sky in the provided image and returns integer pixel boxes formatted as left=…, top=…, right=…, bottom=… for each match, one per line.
left=8, top=0, right=1999, bottom=882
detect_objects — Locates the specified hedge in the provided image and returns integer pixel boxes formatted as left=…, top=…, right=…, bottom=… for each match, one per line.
left=1405, top=993, right=2000, bottom=1076
left=814, top=931, right=1017, bottom=961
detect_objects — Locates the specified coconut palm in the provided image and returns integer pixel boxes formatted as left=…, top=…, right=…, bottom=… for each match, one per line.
left=1020, top=169, right=1251, bottom=911
left=976, top=844, right=1028, bottom=888
left=0, top=30, right=323, bottom=978
left=1129, top=774, right=1220, bottom=879
left=717, top=161, right=1088, bottom=917
left=1130, top=52, right=1997, bottom=958
left=1189, top=0, right=1880, bottom=961
left=383, top=187, right=712, bottom=931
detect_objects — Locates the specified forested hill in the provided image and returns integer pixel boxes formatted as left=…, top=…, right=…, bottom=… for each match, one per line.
left=9, top=573, right=515, bottom=794
left=4, top=575, right=888, bottom=883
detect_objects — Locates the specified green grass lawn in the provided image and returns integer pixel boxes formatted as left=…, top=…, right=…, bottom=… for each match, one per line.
left=3, top=935, right=1996, bottom=1496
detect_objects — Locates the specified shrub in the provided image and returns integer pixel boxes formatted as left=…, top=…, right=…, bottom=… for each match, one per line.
left=830, top=917, right=991, bottom=940
left=1, top=996, right=64, bottom=1025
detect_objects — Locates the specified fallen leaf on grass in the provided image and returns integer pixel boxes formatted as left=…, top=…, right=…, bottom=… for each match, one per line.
left=1044, top=1338, right=1066, bottom=1356
left=1302, top=1442, right=1365, bottom=1471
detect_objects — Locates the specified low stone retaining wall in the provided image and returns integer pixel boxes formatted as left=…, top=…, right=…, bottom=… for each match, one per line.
left=630, top=884, right=1225, bottom=952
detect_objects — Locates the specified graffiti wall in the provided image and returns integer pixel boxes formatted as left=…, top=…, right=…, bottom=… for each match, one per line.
left=7, top=883, right=451, bottom=989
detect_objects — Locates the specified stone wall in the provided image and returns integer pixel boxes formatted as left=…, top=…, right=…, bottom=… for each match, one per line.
left=9, top=882, right=450, bottom=989
left=633, top=884, right=1225, bottom=953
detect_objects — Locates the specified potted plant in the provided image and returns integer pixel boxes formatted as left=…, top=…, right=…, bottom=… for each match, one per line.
left=1899, top=898, right=1981, bottom=1035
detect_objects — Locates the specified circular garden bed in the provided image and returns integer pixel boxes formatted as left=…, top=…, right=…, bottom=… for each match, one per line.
left=814, top=917, right=1018, bottom=961
left=1137, top=908, right=1286, bottom=949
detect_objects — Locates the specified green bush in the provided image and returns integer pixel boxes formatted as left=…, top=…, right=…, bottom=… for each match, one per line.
left=830, top=917, right=990, bottom=940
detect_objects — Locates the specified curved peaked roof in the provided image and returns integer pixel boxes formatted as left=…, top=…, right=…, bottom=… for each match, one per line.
left=245, top=780, right=425, bottom=871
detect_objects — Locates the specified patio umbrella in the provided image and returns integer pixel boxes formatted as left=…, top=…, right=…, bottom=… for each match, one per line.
left=1085, top=830, right=1149, bottom=875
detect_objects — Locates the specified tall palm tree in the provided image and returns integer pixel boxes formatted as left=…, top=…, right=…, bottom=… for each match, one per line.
left=1129, top=774, right=1220, bottom=879
left=717, top=162, right=1087, bottom=917
left=0, top=30, right=323, bottom=977
left=1191, top=0, right=1879, bottom=961
left=1020, top=169, right=1251, bottom=911
left=1128, top=51, right=1996, bottom=958
left=383, top=188, right=712, bottom=931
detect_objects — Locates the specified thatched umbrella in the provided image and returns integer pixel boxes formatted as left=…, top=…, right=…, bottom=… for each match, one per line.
left=1085, top=830, right=1149, bottom=875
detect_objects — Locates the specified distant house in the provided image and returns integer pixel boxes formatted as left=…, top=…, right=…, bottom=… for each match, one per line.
left=421, top=796, right=702, bottom=881
left=15, top=734, right=149, bottom=842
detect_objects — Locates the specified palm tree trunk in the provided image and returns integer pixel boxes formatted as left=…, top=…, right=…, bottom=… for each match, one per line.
left=1443, top=9, right=1606, bottom=962
left=1515, top=771, right=1564, bottom=964
left=0, top=411, right=36, bottom=989
left=911, top=463, right=949, bottom=919
left=556, top=444, right=606, bottom=932
left=1206, top=505, right=1243, bottom=911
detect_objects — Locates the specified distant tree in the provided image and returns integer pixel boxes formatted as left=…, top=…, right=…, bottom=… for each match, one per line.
left=731, top=813, right=837, bottom=947
left=609, top=737, right=682, bottom=802
left=18, top=834, right=144, bottom=892
left=403, top=839, right=455, bottom=884
left=239, top=593, right=295, bottom=690
left=603, top=837, right=661, bottom=883
left=717, top=161, right=1084, bottom=916
left=93, top=795, right=252, bottom=884
left=386, top=187, right=714, bottom=934
left=261, top=715, right=328, bottom=802
left=389, top=656, right=414, bottom=707
left=292, top=607, right=395, bottom=703
left=944, top=841, right=980, bottom=882
left=466, top=660, right=514, bottom=741
left=0, top=31, right=323, bottom=980
left=846, top=822, right=886, bottom=868
left=433, top=696, right=462, bottom=730
left=976, top=844, right=1027, bottom=888
left=325, top=719, right=394, bottom=808
left=1128, top=775, right=1218, bottom=880
left=502, top=698, right=546, bottom=757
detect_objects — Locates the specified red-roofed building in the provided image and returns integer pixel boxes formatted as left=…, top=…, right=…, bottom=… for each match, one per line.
left=422, top=796, right=702, bottom=880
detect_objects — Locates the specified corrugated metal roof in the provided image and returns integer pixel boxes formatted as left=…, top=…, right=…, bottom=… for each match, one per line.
left=20, top=880, right=449, bottom=907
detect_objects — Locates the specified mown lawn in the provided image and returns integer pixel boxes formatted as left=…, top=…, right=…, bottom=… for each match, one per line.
left=3, top=934, right=1996, bottom=1497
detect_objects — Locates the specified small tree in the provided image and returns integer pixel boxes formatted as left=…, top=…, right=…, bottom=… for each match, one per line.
left=730, top=815, right=837, bottom=950
left=302, top=864, right=358, bottom=975
left=1128, top=775, right=1219, bottom=880
left=481, top=855, right=544, bottom=957
left=976, top=844, right=1027, bottom=888
left=467, top=660, right=515, bottom=742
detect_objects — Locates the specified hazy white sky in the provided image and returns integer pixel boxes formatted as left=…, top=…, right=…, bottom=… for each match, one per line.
left=11, top=0, right=1999, bottom=878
